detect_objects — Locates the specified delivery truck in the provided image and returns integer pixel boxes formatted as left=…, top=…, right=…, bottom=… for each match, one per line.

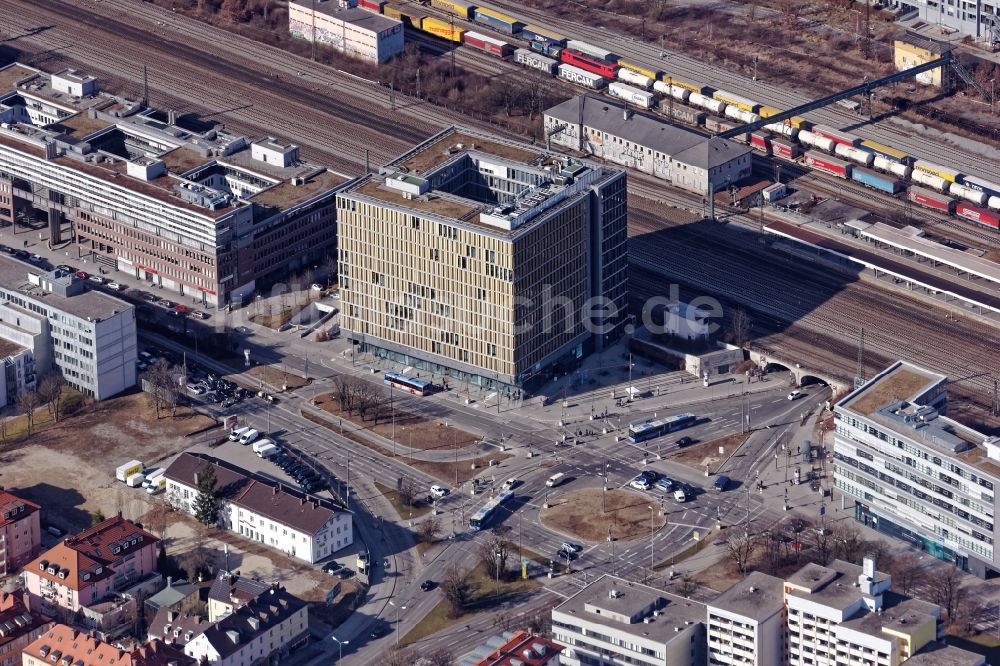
left=116, top=460, right=144, bottom=482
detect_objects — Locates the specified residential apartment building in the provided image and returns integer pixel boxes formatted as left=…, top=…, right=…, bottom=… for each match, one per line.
left=148, top=585, right=308, bottom=665
left=0, top=490, right=41, bottom=576
left=21, top=624, right=195, bottom=666
left=163, top=453, right=352, bottom=564
left=834, top=360, right=1000, bottom=577
left=551, top=575, right=706, bottom=666
left=0, top=592, right=52, bottom=666
left=0, top=64, right=352, bottom=309
left=0, top=258, right=135, bottom=399
left=289, top=0, right=404, bottom=63
left=706, top=571, right=784, bottom=666
left=893, top=34, right=951, bottom=88
left=892, top=0, right=1000, bottom=43
left=544, top=95, right=752, bottom=197
left=337, top=127, right=628, bottom=391
left=205, top=571, right=271, bottom=623
left=23, top=517, right=159, bottom=630
left=0, top=342, right=34, bottom=408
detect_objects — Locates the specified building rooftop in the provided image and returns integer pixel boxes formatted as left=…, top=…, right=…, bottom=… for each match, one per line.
left=147, top=609, right=211, bottom=647
left=207, top=570, right=272, bottom=609
left=23, top=624, right=196, bottom=666
left=466, top=629, right=563, bottom=666
left=66, top=515, right=158, bottom=565
left=839, top=361, right=944, bottom=416
left=0, top=255, right=133, bottom=322
left=896, top=31, right=951, bottom=54
left=395, top=130, right=542, bottom=176
left=188, top=587, right=306, bottom=660
left=351, top=177, right=482, bottom=222
left=296, top=0, right=403, bottom=33
left=26, top=542, right=115, bottom=592
left=901, top=642, right=985, bottom=666
left=545, top=95, right=751, bottom=168
left=785, top=560, right=890, bottom=612
left=0, top=591, right=51, bottom=655
left=145, top=578, right=199, bottom=612
left=0, top=489, right=40, bottom=527
left=553, top=575, right=705, bottom=644
left=708, top=571, right=785, bottom=622
left=839, top=595, right=939, bottom=638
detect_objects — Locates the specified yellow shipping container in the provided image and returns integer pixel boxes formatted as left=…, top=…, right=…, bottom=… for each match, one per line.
left=860, top=139, right=908, bottom=161
left=383, top=4, right=403, bottom=19
left=789, top=116, right=810, bottom=130
left=665, top=78, right=705, bottom=94
left=430, top=0, right=472, bottom=19
left=758, top=105, right=781, bottom=118
left=422, top=16, right=465, bottom=42
left=618, top=60, right=660, bottom=80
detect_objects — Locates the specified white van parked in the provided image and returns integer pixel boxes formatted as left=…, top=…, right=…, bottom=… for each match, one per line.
left=229, top=426, right=249, bottom=441
left=239, top=429, right=259, bottom=445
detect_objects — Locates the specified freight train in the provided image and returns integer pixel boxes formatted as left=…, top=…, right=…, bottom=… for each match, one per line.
left=353, top=0, right=1000, bottom=226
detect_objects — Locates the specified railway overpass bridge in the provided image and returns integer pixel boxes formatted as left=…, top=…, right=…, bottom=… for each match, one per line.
left=747, top=348, right=851, bottom=395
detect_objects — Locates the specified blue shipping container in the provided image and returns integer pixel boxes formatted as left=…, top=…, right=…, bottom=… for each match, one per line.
left=851, top=167, right=901, bottom=194
left=521, top=25, right=566, bottom=46
left=473, top=9, right=523, bottom=34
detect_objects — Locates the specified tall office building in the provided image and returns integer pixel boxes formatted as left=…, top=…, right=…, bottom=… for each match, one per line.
left=336, top=127, right=628, bottom=391
left=834, top=360, right=1000, bottom=577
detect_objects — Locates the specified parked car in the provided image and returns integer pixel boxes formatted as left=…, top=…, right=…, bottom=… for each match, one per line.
left=674, top=488, right=688, bottom=502
left=55, top=264, right=73, bottom=272
left=322, top=562, right=342, bottom=575
left=714, top=475, right=731, bottom=492
left=107, top=282, right=122, bottom=290
left=420, top=580, right=435, bottom=591
left=192, top=310, right=208, bottom=319
left=89, top=275, right=105, bottom=284
left=556, top=548, right=577, bottom=561
left=676, top=436, right=694, bottom=448
left=630, top=476, right=651, bottom=491
left=27, top=254, right=43, bottom=264
left=655, top=477, right=675, bottom=492
left=186, top=383, right=205, bottom=395
left=157, top=299, right=173, bottom=308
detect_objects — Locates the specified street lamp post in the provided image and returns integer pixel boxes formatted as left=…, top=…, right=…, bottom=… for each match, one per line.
left=331, top=636, right=349, bottom=664
left=649, top=505, right=655, bottom=573
left=495, top=550, right=502, bottom=602
left=389, top=600, right=406, bottom=648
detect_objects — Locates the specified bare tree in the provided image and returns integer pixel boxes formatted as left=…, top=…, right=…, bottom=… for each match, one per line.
left=757, top=531, right=786, bottom=575
left=398, top=477, right=417, bottom=508
left=37, top=374, right=66, bottom=422
left=677, top=575, right=696, bottom=598
left=424, top=647, right=454, bottom=666
left=382, top=647, right=414, bottom=666
left=479, top=528, right=513, bottom=581
left=440, top=564, right=475, bottom=616
left=527, top=612, right=552, bottom=636
left=142, top=359, right=178, bottom=419
left=926, top=566, right=966, bottom=623
left=811, top=524, right=836, bottom=565
left=145, top=502, right=171, bottom=539
left=954, top=597, right=990, bottom=636
left=417, top=515, right=440, bottom=545
left=727, top=307, right=753, bottom=349
left=888, top=552, right=922, bottom=595
left=16, top=390, right=41, bottom=436
left=492, top=610, right=514, bottom=633
left=725, top=530, right=758, bottom=574
left=332, top=376, right=356, bottom=413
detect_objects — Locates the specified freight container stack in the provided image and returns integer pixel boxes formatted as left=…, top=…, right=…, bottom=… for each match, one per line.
left=515, top=48, right=558, bottom=75
left=907, top=186, right=956, bottom=213
left=472, top=7, right=524, bottom=34
left=422, top=16, right=465, bottom=42
left=912, top=160, right=961, bottom=183
left=357, top=0, right=385, bottom=12
left=464, top=30, right=513, bottom=57
left=618, top=61, right=659, bottom=80
left=850, top=167, right=902, bottom=194
left=660, top=106, right=705, bottom=126
left=607, top=81, right=655, bottom=108
left=557, top=63, right=606, bottom=89
left=520, top=24, right=566, bottom=46
left=802, top=151, right=852, bottom=178
left=566, top=39, right=614, bottom=62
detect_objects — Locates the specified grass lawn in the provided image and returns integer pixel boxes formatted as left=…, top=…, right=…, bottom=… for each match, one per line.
left=401, top=562, right=542, bottom=646
left=373, top=481, right=433, bottom=520
left=246, top=364, right=309, bottom=390
left=670, top=432, right=749, bottom=474
left=539, top=488, right=665, bottom=542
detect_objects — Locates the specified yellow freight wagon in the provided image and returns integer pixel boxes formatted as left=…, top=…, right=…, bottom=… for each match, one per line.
left=617, top=60, right=660, bottom=81
left=860, top=139, right=909, bottom=161
left=422, top=16, right=465, bottom=42
left=430, top=0, right=473, bottom=19
left=758, top=105, right=781, bottom=118
left=383, top=4, right=403, bottom=19
left=663, top=77, right=707, bottom=95
left=788, top=115, right=810, bottom=130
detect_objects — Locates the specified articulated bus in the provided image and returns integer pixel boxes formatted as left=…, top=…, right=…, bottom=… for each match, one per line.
left=627, top=413, right=696, bottom=444
left=469, top=491, right=514, bottom=531
left=383, top=371, right=432, bottom=396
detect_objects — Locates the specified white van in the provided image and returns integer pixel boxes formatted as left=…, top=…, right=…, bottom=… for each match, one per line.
left=146, top=477, right=166, bottom=494
left=126, top=473, right=146, bottom=488
left=239, top=429, right=259, bottom=445
left=674, top=488, right=688, bottom=503
left=229, top=426, right=249, bottom=441
left=546, top=472, right=566, bottom=488
left=251, top=439, right=274, bottom=454
left=255, top=443, right=278, bottom=458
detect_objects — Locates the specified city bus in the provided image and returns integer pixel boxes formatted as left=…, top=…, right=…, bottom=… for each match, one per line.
left=383, top=371, right=432, bottom=396
left=627, top=413, right=696, bottom=443
left=469, top=490, right=513, bottom=531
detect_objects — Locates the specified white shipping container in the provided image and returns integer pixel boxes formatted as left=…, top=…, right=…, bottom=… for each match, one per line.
left=712, top=89, right=759, bottom=111
left=616, top=68, right=653, bottom=89
left=514, top=48, right=557, bottom=74
left=608, top=81, right=655, bottom=109
left=558, top=64, right=605, bottom=89
left=948, top=182, right=988, bottom=206
left=763, top=182, right=787, bottom=202
left=961, top=175, right=1000, bottom=196
left=116, top=459, right=144, bottom=482
left=798, top=130, right=835, bottom=153
left=566, top=39, right=613, bottom=61
left=724, top=106, right=760, bottom=124
left=652, top=80, right=690, bottom=102
left=988, top=195, right=1000, bottom=211
left=873, top=155, right=911, bottom=179
left=833, top=143, right=875, bottom=167
left=910, top=169, right=949, bottom=192
left=689, top=92, right=725, bottom=115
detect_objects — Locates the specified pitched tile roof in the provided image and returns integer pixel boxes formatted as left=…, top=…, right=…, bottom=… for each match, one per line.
left=0, top=490, right=40, bottom=528
left=65, top=516, right=159, bottom=565
left=22, top=624, right=197, bottom=666
left=163, top=453, right=252, bottom=501
left=25, top=542, right=114, bottom=591
left=207, top=571, right=271, bottom=607
left=188, top=587, right=306, bottom=661
left=0, top=591, right=52, bottom=653
left=147, top=609, right=211, bottom=647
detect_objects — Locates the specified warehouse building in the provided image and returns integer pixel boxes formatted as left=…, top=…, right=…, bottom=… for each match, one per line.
left=289, top=0, right=404, bottom=63
left=0, top=64, right=352, bottom=309
left=336, top=127, right=628, bottom=391
left=835, top=360, right=1000, bottom=577
left=544, top=95, right=752, bottom=197
left=551, top=575, right=706, bottom=666
left=0, top=257, right=135, bottom=400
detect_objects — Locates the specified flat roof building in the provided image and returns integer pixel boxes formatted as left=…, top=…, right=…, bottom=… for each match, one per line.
left=289, top=0, right=404, bottom=63
left=552, top=575, right=706, bottom=666
left=706, top=571, right=784, bottom=666
left=544, top=95, right=752, bottom=196
left=0, top=257, right=135, bottom=400
left=336, top=127, right=628, bottom=391
left=0, top=64, right=352, bottom=309
left=835, top=360, right=1000, bottom=577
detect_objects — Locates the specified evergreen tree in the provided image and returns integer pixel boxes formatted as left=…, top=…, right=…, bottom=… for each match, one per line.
left=193, top=463, right=221, bottom=525
left=156, top=542, right=169, bottom=579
